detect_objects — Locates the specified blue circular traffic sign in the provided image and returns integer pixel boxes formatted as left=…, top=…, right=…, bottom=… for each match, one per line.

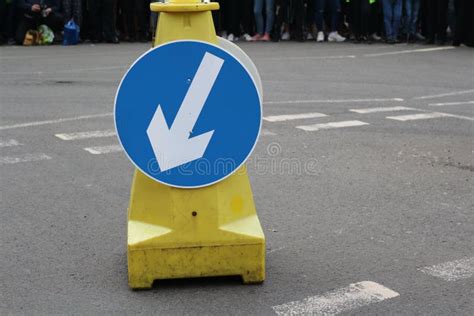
left=115, top=40, right=262, bottom=188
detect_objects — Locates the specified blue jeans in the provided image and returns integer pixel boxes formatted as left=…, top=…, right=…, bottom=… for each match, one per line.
left=382, top=0, right=402, bottom=39
left=404, top=0, right=420, bottom=35
left=314, top=0, right=341, bottom=32
left=254, top=0, right=275, bottom=35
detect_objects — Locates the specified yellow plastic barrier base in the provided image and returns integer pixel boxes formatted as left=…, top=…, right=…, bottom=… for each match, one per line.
left=129, top=244, right=265, bottom=289
left=127, top=169, right=265, bottom=289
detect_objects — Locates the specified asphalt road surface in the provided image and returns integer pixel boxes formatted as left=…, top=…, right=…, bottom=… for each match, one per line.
left=1, top=42, right=473, bottom=315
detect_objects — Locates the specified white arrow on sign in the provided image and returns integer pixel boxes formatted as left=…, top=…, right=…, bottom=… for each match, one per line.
left=147, top=52, right=224, bottom=172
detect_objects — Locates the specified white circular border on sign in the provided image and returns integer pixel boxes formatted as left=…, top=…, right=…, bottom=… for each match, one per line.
left=114, top=39, right=263, bottom=188
left=217, top=37, right=263, bottom=103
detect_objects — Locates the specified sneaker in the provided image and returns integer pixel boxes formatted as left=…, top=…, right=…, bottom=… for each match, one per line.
left=307, top=32, right=314, bottom=40
left=281, top=31, right=290, bottom=41
left=370, top=33, right=381, bottom=41
left=328, top=31, right=345, bottom=42
left=242, top=33, right=252, bottom=42
left=251, top=34, right=262, bottom=41
left=316, top=31, right=324, bottom=42
left=227, top=33, right=235, bottom=42
left=261, top=33, right=271, bottom=41
left=415, top=32, right=426, bottom=41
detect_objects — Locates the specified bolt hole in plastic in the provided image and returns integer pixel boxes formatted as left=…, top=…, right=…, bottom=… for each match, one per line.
left=192, top=211, right=197, bottom=217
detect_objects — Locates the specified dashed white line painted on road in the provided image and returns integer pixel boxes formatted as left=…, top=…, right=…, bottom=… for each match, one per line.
left=264, top=98, right=404, bottom=105
left=272, top=281, right=399, bottom=316
left=84, top=145, right=123, bottom=155
left=364, top=46, right=454, bottom=57
left=297, top=120, right=369, bottom=132
left=263, top=112, right=327, bottom=122
left=386, top=112, right=450, bottom=121
left=0, top=113, right=113, bottom=131
left=261, top=129, right=277, bottom=136
left=350, top=106, right=415, bottom=114
left=258, top=55, right=356, bottom=61
left=0, top=153, right=52, bottom=165
left=419, top=257, right=474, bottom=281
left=414, top=89, right=474, bottom=100
left=429, top=101, right=474, bottom=107
left=0, top=139, right=21, bottom=148
left=55, top=129, right=116, bottom=140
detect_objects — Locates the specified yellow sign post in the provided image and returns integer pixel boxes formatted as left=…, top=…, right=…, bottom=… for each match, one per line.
left=126, top=0, right=265, bottom=289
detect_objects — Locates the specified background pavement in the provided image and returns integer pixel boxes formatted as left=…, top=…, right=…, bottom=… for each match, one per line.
left=1, top=42, right=473, bottom=315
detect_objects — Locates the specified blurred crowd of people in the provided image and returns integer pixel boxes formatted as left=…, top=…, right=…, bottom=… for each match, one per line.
left=0, top=0, right=473, bottom=46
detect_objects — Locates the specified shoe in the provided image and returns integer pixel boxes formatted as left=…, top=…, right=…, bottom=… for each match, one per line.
left=138, top=33, right=148, bottom=43
left=281, top=32, right=290, bottom=41
left=227, top=33, right=235, bottom=42
left=251, top=34, right=262, bottom=41
left=316, top=31, right=324, bottom=42
left=106, top=37, right=120, bottom=44
left=386, top=38, right=396, bottom=44
left=415, top=33, right=426, bottom=41
left=424, top=38, right=435, bottom=45
left=328, top=31, right=345, bottom=42
left=242, top=33, right=252, bottom=42
left=370, top=33, right=381, bottom=41
left=261, top=33, right=271, bottom=41
left=306, top=32, right=314, bottom=41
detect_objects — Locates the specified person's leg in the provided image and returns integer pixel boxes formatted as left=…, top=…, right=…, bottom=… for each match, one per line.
left=136, top=0, right=149, bottom=41
left=436, top=0, right=448, bottom=42
left=314, top=0, right=325, bottom=31
left=231, top=0, right=242, bottom=36
left=350, top=0, right=360, bottom=40
left=329, top=0, right=341, bottom=32
left=15, top=14, right=38, bottom=45
left=63, top=0, right=72, bottom=22
left=382, top=0, right=394, bottom=40
left=103, top=0, right=118, bottom=42
left=241, top=0, right=254, bottom=37
left=411, top=0, right=420, bottom=35
left=264, top=0, right=275, bottom=34
left=253, top=0, right=264, bottom=35
left=404, top=0, right=412, bottom=35
left=89, top=0, right=102, bottom=41
left=42, top=12, right=64, bottom=33
left=392, top=0, right=402, bottom=39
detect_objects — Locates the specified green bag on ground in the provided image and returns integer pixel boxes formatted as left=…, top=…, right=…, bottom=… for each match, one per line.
left=38, top=25, right=54, bottom=45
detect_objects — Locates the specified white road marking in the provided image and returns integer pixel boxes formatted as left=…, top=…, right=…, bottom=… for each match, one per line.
left=0, top=113, right=113, bottom=131
left=264, top=112, right=327, bottom=122
left=0, top=97, right=404, bottom=131
left=55, top=129, right=116, bottom=140
left=386, top=112, right=450, bottom=121
left=258, top=55, right=356, bottom=61
left=0, top=153, right=52, bottom=165
left=272, top=281, right=399, bottom=316
left=1, top=65, right=127, bottom=75
left=0, top=139, right=21, bottom=148
left=350, top=106, right=415, bottom=114
left=84, top=145, right=123, bottom=155
left=264, top=98, right=404, bottom=105
left=429, top=101, right=474, bottom=107
left=297, top=120, right=369, bottom=132
left=387, top=112, right=474, bottom=121
left=419, top=257, right=474, bottom=281
left=261, top=129, right=277, bottom=136
left=414, top=89, right=474, bottom=100
left=364, top=46, right=454, bottom=57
